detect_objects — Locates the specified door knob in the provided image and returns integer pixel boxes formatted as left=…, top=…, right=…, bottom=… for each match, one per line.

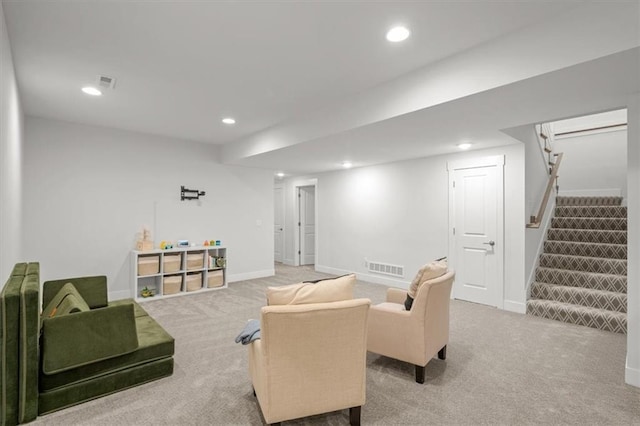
left=483, top=240, right=495, bottom=246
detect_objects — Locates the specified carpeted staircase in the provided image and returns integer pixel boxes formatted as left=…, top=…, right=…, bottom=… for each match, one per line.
left=527, top=196, right=627, bottom=334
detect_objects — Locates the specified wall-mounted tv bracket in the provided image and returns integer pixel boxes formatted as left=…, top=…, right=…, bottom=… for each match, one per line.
left=181, top=185, right=206, bottom=201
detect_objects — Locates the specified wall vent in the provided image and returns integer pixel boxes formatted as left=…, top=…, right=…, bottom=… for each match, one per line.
left=96, top=75, right=117, bottom=90
left=367, top=260, right=404, bottom=278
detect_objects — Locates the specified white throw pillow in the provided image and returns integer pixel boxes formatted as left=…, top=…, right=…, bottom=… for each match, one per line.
left=266, top=274, right=355, bottom=305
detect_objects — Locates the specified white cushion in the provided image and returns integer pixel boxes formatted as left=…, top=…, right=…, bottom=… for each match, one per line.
left=408, top=259, right=447, bottom=298
left=266, top=274, right=355, bottom=305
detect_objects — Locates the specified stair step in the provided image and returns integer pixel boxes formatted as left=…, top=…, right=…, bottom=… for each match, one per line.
left=539, top=254, right=626, bottom=276
left=547, top=229, right=627, bottom=244
left=535, top=267, right=627, bottom=293
left=554, top=205, right=627, bottom=218
left=530, top=282, right=626, bottom=313
left=551, top=217, right=627, bottom=231
left=543, top=240, right=627, bottom=259
left=556, top=196, right=623, bottom=206
left=527, top=299, right=626, bottom=334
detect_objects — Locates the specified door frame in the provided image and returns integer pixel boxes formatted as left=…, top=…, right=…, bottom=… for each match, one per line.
left=293, top=179, right=318, bottom=267
left=447, top=155, right=505, bottom=308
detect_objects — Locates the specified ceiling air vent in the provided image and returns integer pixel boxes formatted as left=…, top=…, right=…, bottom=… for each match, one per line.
left=96, top=75, right=117, bottom=90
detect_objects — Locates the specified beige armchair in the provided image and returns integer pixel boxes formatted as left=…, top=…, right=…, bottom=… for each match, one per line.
left=367, top=270, right=455, bottom=383
left=248, top=298, right=371, bottom=425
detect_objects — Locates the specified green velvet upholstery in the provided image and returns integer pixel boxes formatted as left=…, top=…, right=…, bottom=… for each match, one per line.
left=42, top=276, right=108, bottom=310
left=40, top=314, right=174, bottom=391
left=1, top=265, right=25, bottom=426
left=1, top=263, right=175, bottom=423
left=41, top=283, right=90, bottom=322
left=38, top=357, right=174, bottom=415
left=19, top=271, right=39, bottom=424
left=41, top=303, right=139, bottom=374
left=108, top=298, right=149, bottom=317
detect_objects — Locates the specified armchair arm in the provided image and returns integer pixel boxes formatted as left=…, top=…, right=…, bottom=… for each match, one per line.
left=41, top=303, right=139, bottom=374
left=368, top=303, right=426, bottom=366
left=386, top=288, right=408, bottom=304
left=43, top=276, right=108, bottom=309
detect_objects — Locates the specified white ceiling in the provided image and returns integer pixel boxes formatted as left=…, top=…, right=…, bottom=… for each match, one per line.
left=3, top=1, right=638, bottom=176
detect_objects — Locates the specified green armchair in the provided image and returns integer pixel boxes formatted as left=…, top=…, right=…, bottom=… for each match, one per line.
left=1, top=262, right=175, bottom=425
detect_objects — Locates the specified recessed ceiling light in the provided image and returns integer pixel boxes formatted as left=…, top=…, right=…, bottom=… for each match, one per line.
left=222, top=117, right=236, bottom=125
left=276, top=172, right=285, bottom=178
left=342, top=161, right=353, bottom=169
left=81, top=86, right=102, bottom=96
left=457, top=143, right=472, bottom=150
left=386, top=26, right=410, bottom=42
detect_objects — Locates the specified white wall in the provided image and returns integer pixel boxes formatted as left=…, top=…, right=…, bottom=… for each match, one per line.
left=0, top=2, right=24, bottom=280
left=626, top=94, right=639, bottom=387
left=555, top=129, right=627, bottom=198
left=283, top=144, right=526, bottom=311
left=23, top=117, right=274, bottom=299
left=505, top=124, right=556, bottom=292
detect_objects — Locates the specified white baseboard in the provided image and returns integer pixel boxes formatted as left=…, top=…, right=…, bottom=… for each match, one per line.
left=626, top=361, right=640, bottom=388
left=315, top=264, right=409, bottom=289
left=558, top=188, right=622, bottom=197
left=282, top=258, right=295, bottom=266
left=503, top=299, right=526, bottom=314
left=227, top=269, right=274, bottom=283
left=109, top=289, right=133, bottom=301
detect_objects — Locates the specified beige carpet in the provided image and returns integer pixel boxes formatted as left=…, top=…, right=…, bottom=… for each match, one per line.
left=34, top=264, right=640, bottom=425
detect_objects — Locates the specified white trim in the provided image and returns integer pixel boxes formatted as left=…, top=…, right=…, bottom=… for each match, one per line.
left=227, top=269, right=274, bottom=283
left=109, top=290, right=133, bottom=301
left=503, top=299, right=526, bottom=314
left=447, top=155, right=505, bottom=309
left=558, top=188, right=622, bottom=197
left=293, top=179, right=318, bottom=267
left=446, top=154, right=505, bottom=171
left=282, top=258, right=295, bottom=266
left=626, top=360, right=640, bottom=388
left=274, top=183, right=285, bottom=263
left=315, top=264, right=408, bottom=289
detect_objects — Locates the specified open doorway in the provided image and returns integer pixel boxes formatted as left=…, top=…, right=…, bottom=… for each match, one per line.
left=297, top=185, right=316, bottom=266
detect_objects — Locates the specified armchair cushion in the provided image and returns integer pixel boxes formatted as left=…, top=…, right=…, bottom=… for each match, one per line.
left=42, top=276, right=108, bottom=310
left=41, top=283, right=90, bottom=321
left=41, top=303, right=139, bottom=374
left=266, top=273, right=355, bottom=305
left=405, top=259, right=447, bottom=310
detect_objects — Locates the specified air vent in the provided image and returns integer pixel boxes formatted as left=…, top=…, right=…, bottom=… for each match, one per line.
left=96, top=75, right=117, bottom=90
left=367, top=260, right=404, bottom=278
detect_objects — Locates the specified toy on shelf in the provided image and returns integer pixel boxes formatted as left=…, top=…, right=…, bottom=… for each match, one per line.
left=140, top=286, right=154, bottom=298
left=160, top=241, right=174, bottom=250
left=135, top=227, right=154, bottom=251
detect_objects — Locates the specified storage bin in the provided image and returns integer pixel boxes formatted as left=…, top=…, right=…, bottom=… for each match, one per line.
left=186, top=272, right=202, bottom=292
left=207, top=270, right=224, bottom=288
left=163, top=253, right=181, bottom=273
left=163, top=275, right=182, bottom=295
left=138, top=255, right=160, bottom=276
left=186, top=253, right=204, bottom=270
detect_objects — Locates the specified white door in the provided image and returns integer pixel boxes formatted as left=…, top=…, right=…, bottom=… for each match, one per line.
left=274, top=186, right=284, bottom=263
left=299, top=186, right=316, bottom=265
left=449, top=157, right=503, bottom=308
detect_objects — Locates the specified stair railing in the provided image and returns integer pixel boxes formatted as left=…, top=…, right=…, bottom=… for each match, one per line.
left=527, top=151, right=563, bottom=228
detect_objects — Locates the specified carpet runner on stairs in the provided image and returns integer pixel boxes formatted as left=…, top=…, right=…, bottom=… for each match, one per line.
left=527, top=196, right=627, bottom=334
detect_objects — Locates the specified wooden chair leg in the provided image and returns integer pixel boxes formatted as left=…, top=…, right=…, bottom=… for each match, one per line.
left=349, top=406, right=361, bottom=426
left=415, top=365, right=425, bottom=384
left=438, top=345, right=447, bottom=360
